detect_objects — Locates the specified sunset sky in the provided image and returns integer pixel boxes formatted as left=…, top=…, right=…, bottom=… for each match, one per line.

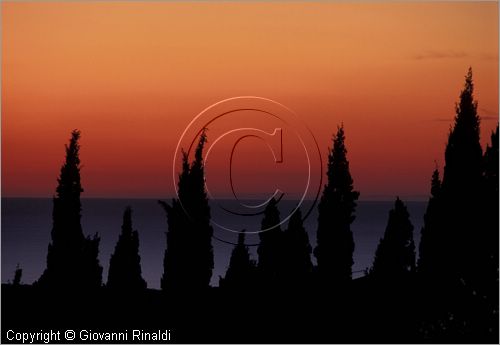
left=2, top=1, right=498, bottom=200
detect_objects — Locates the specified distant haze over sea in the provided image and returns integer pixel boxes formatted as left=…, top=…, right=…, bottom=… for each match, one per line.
left=2, top=198, right=426, bottom=289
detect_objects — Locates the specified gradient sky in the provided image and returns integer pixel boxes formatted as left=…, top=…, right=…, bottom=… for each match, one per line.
left=2, top=1, right=498, bottom=200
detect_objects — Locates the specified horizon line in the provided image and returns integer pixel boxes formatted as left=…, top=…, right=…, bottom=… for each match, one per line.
left=1, top=195, right=430, bottom=202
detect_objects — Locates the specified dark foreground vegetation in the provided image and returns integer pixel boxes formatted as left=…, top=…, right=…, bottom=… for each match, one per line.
left=2, top=68, right=498, bottom=343
left=3, top=276, right=497, bottom=344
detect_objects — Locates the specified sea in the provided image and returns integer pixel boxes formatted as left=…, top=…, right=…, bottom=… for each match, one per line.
left=1, top=198, right=427, bottom=289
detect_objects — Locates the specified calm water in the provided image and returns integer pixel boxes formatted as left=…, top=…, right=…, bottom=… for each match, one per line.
left=1, top=198, right=426, bottom=288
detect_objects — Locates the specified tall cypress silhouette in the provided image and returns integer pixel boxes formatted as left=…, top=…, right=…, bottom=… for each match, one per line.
left=483, top=125, right=498, bottom=193
left=371, top=198, right=415, bottom=280
left=415, top=72, right=498, bottom=341
left=417, top=168, right=444, bottom=279
left=483, top=124, right=499, bottom=264
left=440, top=68, right=484, bottom=289
left=219, top=230, right=256, bottom=290
left=480, top=125, right=499, bottom=304
left=314, top=125, right=359, bottom=286
left=283, top=207, right=312, bottom=287
left=257, top=198, right=283, bottom=288
left=38, top=130, right=102, bottom=289
left=107, top=207, right=147, bottom=290
left=160, top=130, right=214, bottom=290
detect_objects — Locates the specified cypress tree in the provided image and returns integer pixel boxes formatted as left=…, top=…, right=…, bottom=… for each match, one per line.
left=220, top=230, right=256, bottom=290
left=480, top=125, right=499, bottom=302
left=416, top=70, right=498, bottom=339
left=418, top=70, right=497, bottom=297
left=314, top=125, right=359, bottom=286
left=371, top=198, right=416, bottom=280
left=417, top=169, right=444, bottom=279
left=257, top=198, right=283, bottom=288
left=482, top=125, right=499, bottom=266
left=107, top=207, right=147, bottom=290
left=160, top=130, right=214, bottom=290
left=440, top=68, right=484, bottom=289
left=38, top=130, right=102, bottom=289
left=483, top=125, right=499, bottom=191
left=283, top=207, right=313, bottom=287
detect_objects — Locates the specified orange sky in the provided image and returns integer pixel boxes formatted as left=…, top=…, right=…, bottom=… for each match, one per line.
left=2, top=1, right=498, bottom=200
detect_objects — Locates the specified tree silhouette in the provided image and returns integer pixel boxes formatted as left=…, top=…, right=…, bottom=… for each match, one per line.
left=417, top=69, right=498, bottom=294
left=159, top=130, right=214, bottom=290
left=257, top=198, right=283, bottom=288
left=219, top=230, right=256, bottom=290
left=417, top=168, right=444, bottom=279
left=480, top=124, right=499, bottom=305
left=413, top=70, right=498, bottom=340
left=13, top=264, right=22, bottom=286
left=371, top=198, right=415, bottom=280
left=439, top=68, right=485, bottom=289
left=314, top=125, right=359, bottom=286
left=37, top=130, right=102, bottom=289
left=107, top=207, right=147, bottom=290
left=483, top=124, right=499, bottom=268
left=283, top=207, right=312, bottom=287
left=483, top=125, right=499, bottom=193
